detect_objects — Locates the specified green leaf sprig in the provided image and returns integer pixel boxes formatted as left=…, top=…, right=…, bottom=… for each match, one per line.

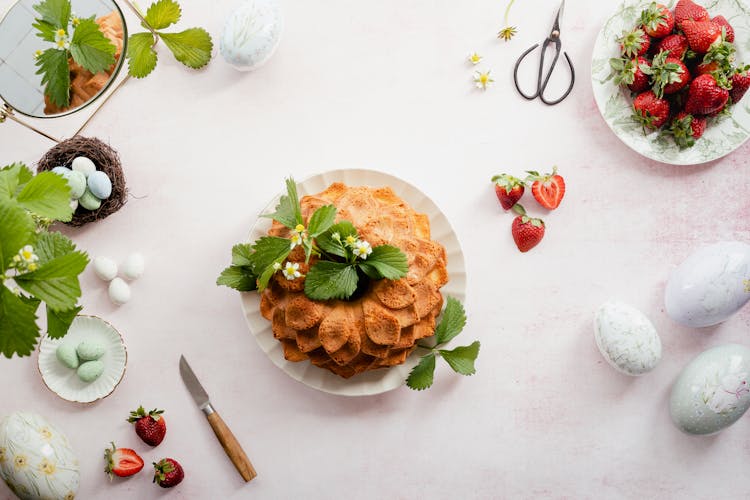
left=406, top=297, right=481, bottom=390
left=0, top=163, right=89, bottom=358
left=32, top=0, right=117, bottom=107
left=126, top=0, right=213, bottom=78
left=218, top=177, right=409, bottom=302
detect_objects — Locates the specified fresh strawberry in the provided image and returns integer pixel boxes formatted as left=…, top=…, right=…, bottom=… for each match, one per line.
left=685, top=74, right=730, bottom=115
left=655, top=34, right=689, bottom=59
left=695, top=61, right=720, bottom=75
left=510, top=205, right=545, bottom=253
left=618, top=28, right=651, bottom=57
left=713, top=15, right=734, bottom=43
left=104, top=443, right=144, bottom=479
left=525, top=167, right=565, bottom=210
left=153, top=458, right=184, bottom=488
left=698, top=40, right=737, bottom=77
left=491, top=174, right=525, bottom=210
left=668, top=112, right=706, bottom=148
left=682, top=20, right=723, bottom=54
left=649, top=51, right=690, bottom=97
left=640, top=3, right=675, bottom=39
left=128, top=406, right=167, bottom=446
left=675, top=0, right=710, bottom=29
left=632, top=90, right=671, bottom=130
left=730, top=68, right=750, bottom=104
left=610, top=56, right=652, bottom=93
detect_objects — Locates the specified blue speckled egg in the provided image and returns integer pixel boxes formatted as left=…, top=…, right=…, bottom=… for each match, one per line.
left=51, top=166, right=71, bottom=178
left=86, top=171, right=112, bottom=200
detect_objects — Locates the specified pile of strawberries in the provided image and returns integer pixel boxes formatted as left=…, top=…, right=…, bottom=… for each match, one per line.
left=491, top=168, right=565, bottom=252
left=104, top=406, right=185, bottom=489
left=610, top=0, right=749, bottom=148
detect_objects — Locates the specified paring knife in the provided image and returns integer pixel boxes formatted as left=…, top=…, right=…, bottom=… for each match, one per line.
left=179, top=355, right=257, bottom=482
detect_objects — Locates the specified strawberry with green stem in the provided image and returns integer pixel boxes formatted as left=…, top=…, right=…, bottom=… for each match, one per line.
left=153, top=458, right=184, bottom=488
left=640, top=3, right=675, bottom=39
left=632, top=90, right=670, bottom=131
left=610, top=56, right=652, bottom=93
left=104, top=443, right=144, bottom=479
left=730, top=66, right=750, bottom=104
left=491, top=174, right=525, bottom=210
left=648, top=50, right=690, bottom=97
left=667, top=112, right=706, bottom=148
left=128, top=406, right=167, bottom=446
left=511, top=204, right=545, bottom=253
left=525, top=167, right=566, bottom=210
left=618, top=28, right=651, bottom=57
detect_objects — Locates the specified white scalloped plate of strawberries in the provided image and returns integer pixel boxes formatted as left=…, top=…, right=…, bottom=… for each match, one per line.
left=592, top=0, right=750, bottom=165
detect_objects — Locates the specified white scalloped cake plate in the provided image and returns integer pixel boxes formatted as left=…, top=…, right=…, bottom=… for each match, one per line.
left=37, top=316, right=127, bottom=403
left=591, top=0, right=750, bottom=165
left=240, top=169, right=467, bottom=396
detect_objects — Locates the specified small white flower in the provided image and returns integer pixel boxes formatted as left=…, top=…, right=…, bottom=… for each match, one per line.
left=468, top=52, right=482, bottom=65
left=289, top=224, right=307, bottom=249
left=289, top=232, right=303, bottom=249
left=33, top=49, right=42, bottom=59
left=353, top=240, right=373, bottom=259
left=345, top=235, right=357, bottom=247
left=331, top=232, right=340, bottom=241
left=19, top=245, right=38, bottom=264
left=71, top=14, right=80, bottom=27
left=54, top=30, right=70, bottom=50
left=272, top=262, right=282, bottom=271
left=282, top=262, right=302, bottom=280
left=474, top=70, right=494, bottom=90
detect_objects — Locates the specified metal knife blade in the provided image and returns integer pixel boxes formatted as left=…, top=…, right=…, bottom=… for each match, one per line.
left=179, top=355, right=210, bottom=410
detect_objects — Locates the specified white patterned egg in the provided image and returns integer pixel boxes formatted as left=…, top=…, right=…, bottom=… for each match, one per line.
left=594, top=301, right=662, bottom=376
left=670, top=344, right=750, bottom=435
left=665, top=241, right=750, bottom=328
left=0, top=412, right=79, bottom=500
left=220, top=0, right=283, bottom=71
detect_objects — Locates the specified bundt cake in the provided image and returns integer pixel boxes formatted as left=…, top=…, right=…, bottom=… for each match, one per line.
left=258, top=183, right=449, bottom=378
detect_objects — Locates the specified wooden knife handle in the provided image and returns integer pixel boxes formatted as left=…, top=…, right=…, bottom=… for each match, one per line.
left=206, top=411, right=257, bottom=482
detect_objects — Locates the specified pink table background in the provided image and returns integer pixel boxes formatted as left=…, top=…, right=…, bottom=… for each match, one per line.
left=1, top=0, right=750, bottom=498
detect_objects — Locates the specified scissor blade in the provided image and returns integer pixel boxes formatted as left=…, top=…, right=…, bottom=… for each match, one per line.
left=551, top=0, right=565, bottom=35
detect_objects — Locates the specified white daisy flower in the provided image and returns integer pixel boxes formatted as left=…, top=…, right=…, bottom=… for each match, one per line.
left=353, top=240, right=373, bottom=259
left=282, top=262, right=302, bottom=280
left=345, top=235, right=357, bottom=247
left=474, top=70, right=494, bottom=90
left=468, top=52, right=482, bottom=65
left=19, top=245, right=38, bottom=263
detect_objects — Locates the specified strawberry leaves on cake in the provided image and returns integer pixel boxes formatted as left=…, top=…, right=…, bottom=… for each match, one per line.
left=261, top=177, right=304, bottom=230
left=406, top=298, right=481, bottom=390
left=304, top=262, right=359, bottom=300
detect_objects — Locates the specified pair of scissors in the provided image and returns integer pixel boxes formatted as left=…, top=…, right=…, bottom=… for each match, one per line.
left=513, top=0, right=575, bottom=106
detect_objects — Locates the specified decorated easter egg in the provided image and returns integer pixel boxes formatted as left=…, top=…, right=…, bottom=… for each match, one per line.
left=78, top=189, right=101, bottom=211
left=220, top=0, right=283, bottom=71
left=87, top=171, right=112, bottom=199
left=93, top=256, right=118, bottom=281
left=594, top=301, right=661, bottom=376
left=70, top=156, right=95, bottom=177
left=66, top=171, right=86, bottom=200
left=55, top=343, right=78, bottom=370
left=0, top=412, right=79, bottom=500
left=108, top=278, right=131, bottom=305
left=121, top=253, right=145, bottom=280
left=77, top=360, right=104, bottom=383
left=76, top=340, right=105, bottom=361
left=670, top=344, right=750, bottom=435
left=665, top=241, right=750, bottom=328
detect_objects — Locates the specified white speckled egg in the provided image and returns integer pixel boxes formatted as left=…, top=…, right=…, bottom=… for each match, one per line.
left=87, top=171, right=112, bottom=199
left=50, top=166, right=71, bottom=178
left=108, top=277, right=131, bottom=305
left=594, top=301, right=662, bottom=376
left=121, top=253, right=145, bottom=280
left=665, top=241, right=750, bottom=328
left=0, top=412, right=79, bottom=500
left=220, top=0, right=283, bottom=71
left=66, top=171, right=86, bottom=200
left=93, top=256, right=118, bottom=281
left=70, top=157, right=96, bottom=178
left=670, top=344, right=750, bottom=435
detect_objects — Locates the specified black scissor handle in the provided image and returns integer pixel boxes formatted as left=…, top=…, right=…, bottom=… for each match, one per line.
left=513, top=37, right=575, bottom=106
left=540, top=51, right=575, bottom=105
left=513, top=43, right=542, bottom=100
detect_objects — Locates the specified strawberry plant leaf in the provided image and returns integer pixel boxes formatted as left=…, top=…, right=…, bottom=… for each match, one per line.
left=126, top=32, right=158, bottom=78
left=304, top=262, right=358, bottom=300
left=34, top=231, right=77, bottom=264
left=145, top=0, right=182, bottom=29
left=316, top=222, right=357, bottom=258
left=307, top=205, right=337, bottom=237
left=433, top=297, right=467, bottom=345
left=33, top=19, right=57, bottom=42
left=439, top=341, right=480, bottom=376
left=406, top=353, right=435, bottom=390
left=231, top=243, right=253, bottom=267
left=249, top=236, right=291, bottom=274
left=70, top=18, right=116, bottom=74
left=358, top=245, right=408, bottom=280
left=15, top=251, right=89, bottom=311
left=216, top=265, right=257, bottom=292
left=0, top=287, right=41, bottom=358
left=33, top=0, right=70, bottom=28
left=159, top=28, right=213, bottom=69
left=0, top=200, right=35, bottom=273
left=46, top=304, right=82, bottom=339
left=16, top=172, right=73, bottom=222
left=0, top=163, right=33, bottom=199
left=35, top=48, right=71, bottom=108
left=262, top=178, right=303, bottom=229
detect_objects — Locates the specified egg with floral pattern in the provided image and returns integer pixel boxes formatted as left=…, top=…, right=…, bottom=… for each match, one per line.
left=594, top=301, right=662, bottom=376
left=220, top=0, right=283, bottom=71
left=0, top=412, right=79, bottom=500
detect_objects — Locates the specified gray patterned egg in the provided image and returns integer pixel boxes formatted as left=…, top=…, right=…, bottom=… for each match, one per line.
left=665, top=241, right=750, bottom=328
left=670, top=344, right=750, bottom=435
left=220, top=0, right=283, bottom=71
left=0, top=412, right=79, bottom=500
left=594, top=301, right=662, bottom=376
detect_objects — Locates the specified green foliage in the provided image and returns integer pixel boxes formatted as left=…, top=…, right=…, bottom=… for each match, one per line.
left=0, top=163, right=88, bottom=358
left=406, top=298, right=480, bottom=390
left=261, top=178, right=303, bottom=229
left=304, top=262, right=358, bottom=301
left=358, top=245, right=409, bottom=280
left=69, top=18, right=116, bottom=74
left=33, top=0, right=70, bottom=28
left=126, top=0, right=212, bottom=78
left=35, top=48, right=71, bottom=108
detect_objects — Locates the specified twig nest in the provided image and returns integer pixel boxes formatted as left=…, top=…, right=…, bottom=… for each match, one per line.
left=37, top=136, right=127, bottom=226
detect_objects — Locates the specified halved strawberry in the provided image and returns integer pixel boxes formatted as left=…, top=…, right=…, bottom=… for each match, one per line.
left=675, top=0, right=710, bottom=29
left=610, top=56, right=651, bottom=93
left=525, top=167, right=565, bottom=210
left=491, top=174, right=525, bottom=210
left=618, top=28, right=651, bottom=57
left=632, top=90, right=671, bottom=130
left=640, top=3, right=675, bottom=39
left=104, top=443, right=144, bottom=479
left=511, top=204, right=545, bottom=253
left=713, top=15, right=734, bottom=43
left=668, top=112, right=706, bottom=148
left=682, top=20, right=723, bottom=54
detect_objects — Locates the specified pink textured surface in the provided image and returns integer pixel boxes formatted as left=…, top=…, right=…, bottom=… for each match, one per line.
left=1, top=0, right=750, bottom=498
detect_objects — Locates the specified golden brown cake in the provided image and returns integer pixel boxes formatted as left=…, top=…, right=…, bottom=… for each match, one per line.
left=259, top=183, right=449, bottom=378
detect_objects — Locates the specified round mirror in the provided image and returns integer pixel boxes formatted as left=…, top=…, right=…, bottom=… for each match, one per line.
left=0, top=0, right=127, bottom=118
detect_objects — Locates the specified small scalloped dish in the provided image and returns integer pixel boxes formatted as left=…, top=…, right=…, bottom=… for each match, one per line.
left=38, top=316, right=127, bottom=403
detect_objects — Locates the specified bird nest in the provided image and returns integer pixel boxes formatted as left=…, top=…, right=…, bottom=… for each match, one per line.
left=37, top=136, right=127, bottom=226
